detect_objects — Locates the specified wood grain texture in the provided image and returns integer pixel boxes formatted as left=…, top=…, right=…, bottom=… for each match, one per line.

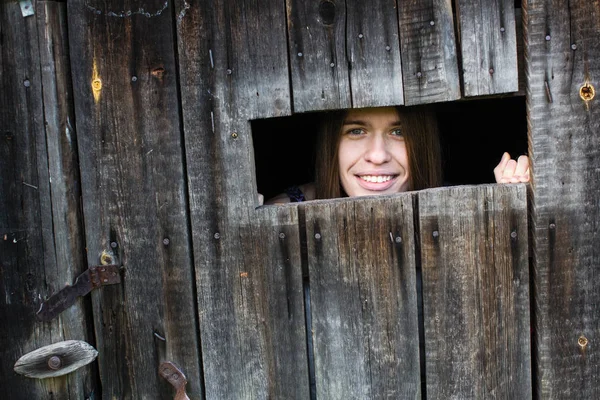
left=398, top=0, right=461, bottom=105
left=303, top=195, right=420, bottom=399
left=287, top=0, right=351, bottom=112
left=14, top=340, right=98, bottom=379
left=175, top=1, right=305, bottom=397
left=457, top=0, right=519, bottom=96
left=524, top=0, right=600, bottom=397
left=66, top=0, right=202, bottom=398
left=345, top=0, right=404, bottom=108
left=419, top=184, right=531, bottom=399
left=0, top=2, right=94, bottom=398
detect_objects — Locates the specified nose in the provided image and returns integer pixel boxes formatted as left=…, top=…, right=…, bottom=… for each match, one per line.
left=363, top=134, right=391, bottom=164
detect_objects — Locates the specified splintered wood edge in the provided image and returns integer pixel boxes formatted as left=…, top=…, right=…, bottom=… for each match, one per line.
left=14, top=340, right=98, bottom=379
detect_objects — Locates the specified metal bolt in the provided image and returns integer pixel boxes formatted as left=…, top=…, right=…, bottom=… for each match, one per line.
left=330, top=62, right=335, bottom=68
left=578, top=335, right=588, bottom=348
left=432, top=230, right=439, bottom=238
left=298, top=52, right=303, bottom=57
left=110, top=241, right=118, bottom=248
left=163, top=237, right=170, bottom=245
left=580, top=83, right=595, bottom=101
left=571, top=44, right=577, bottom=50
left=214, top=232, right=220, bottom=239
left=545, top=35, right=551, bottom=41
left=231, top=132, right=238, bottom=139
left=279, top=232, right=285, bottom=239
left=358, top=33, right=364, bottom=39
left=47, top=356, right=61, bottom=370
left=314, top=233, right=321, bottom=240
left=226, top=69, right=232, bottom=75
left=23, top=79, right=31, bottom=88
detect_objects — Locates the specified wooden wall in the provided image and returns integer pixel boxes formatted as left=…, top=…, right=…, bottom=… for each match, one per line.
left=1, top=1, right=598, bottom=399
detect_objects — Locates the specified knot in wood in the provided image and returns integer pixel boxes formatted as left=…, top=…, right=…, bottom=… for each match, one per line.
left=47, top=356, right=62, bottom=370
left=318, top=1, right=336, bottom=25
left=580, top=84, right=595, bottom=101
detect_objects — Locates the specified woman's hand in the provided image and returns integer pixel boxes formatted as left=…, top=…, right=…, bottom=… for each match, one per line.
left=494, top=152, right=530, bottom=183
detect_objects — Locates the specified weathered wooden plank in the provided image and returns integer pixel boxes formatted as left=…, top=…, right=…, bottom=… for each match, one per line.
left=174, top=1, right=306, bottom=397
left=525, top=0, right=600, bottom=397
left=398, top=0, right=461, bottom=105
left=287, top=0, right=351, bottom=112
left=66, top=1, right=202, bottom=398
left=456, top=0, right=519, bottom=96
left=419, top=184, right=531, bottom=399
left=304, top=195, right=421, bottom=399
left=0, top=2, right=94, bottom=398
left=345, top=0, right=404, bottom=108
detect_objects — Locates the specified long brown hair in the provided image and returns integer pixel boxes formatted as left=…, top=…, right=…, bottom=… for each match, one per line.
left=314, top=106, right=442, bottom=199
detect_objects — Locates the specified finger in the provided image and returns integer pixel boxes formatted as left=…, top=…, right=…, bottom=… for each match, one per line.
left=514, top=155, right=529, bottom=177
left=494, top=152, right=511, bottom=182
left=500, top=159, right=518, bottom=183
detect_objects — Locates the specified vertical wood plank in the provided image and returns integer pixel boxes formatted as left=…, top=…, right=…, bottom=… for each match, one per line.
left=287, top=0, right=351, bottom=112
left=456, top=0, right=519, bottom=96
left=0, top=2, right=94, bottom=398
left=67, top=1, right=202, bottom=397
left=346, top=0, right=404, bottom=108
left=175, top=1, right=307, bottom=398
left=419, top=185, right=531, bottom=399
left=398, top=0, right=461, bottom=105
left=525, top=0, right=600, bottom=397
left=304, top=196, right=421, bottom=399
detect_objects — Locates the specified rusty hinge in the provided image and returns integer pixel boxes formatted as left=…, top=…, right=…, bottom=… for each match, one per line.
left=159, top=361, right=190, bottom=400
left=36, top=265, right=121, bottom=322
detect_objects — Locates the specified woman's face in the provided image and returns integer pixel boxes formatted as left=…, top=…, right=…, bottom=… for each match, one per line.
left=337, top=107, right=410, bottom=197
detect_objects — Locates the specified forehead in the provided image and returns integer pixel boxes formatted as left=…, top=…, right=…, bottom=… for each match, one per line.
left=344, top=106, right=401, bottom=124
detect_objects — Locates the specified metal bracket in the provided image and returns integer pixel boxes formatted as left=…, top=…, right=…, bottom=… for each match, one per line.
left=36, top=265, right=121, bottom=322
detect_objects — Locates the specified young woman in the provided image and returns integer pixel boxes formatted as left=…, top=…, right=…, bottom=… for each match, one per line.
left=264, top=106, right=529, bottom=205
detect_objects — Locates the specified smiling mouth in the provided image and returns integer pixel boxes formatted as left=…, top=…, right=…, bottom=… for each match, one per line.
left=359, top=175, right=396, bottom=183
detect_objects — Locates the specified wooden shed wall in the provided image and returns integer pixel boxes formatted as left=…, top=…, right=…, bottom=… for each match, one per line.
left=1, top=0, right=598, bottom=399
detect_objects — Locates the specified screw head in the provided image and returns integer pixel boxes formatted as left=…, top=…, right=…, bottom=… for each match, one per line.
left=571, top=44, right=577, bottom=50
left=110, top=241, right=118, bottom=248
left=23, top=79, right=31, bottom=88
left=131, top=76, right=138, bottom=82
left=47, top=356, right=62, bottom=370
left=279, top=232, right=285, bottom=239
left=314, top=233, right=321, bottom=240
left=214, top=232, right=220, bottom=239
left=163, top=237, right=170, bottom=245
left=358, top=33, right=364, bottom=39
left=226, top=69, right=232, bottom=75
left=545, top=35, right=551, bottom=41
left=231, top=132, right=238, bottom=139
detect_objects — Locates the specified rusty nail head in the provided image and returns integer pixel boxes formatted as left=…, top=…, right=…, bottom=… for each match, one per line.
left=580, top=84, right=595, bottom=101
left=578, top=335, right=588, bottom=348
left=48, top=356, right=61, bottom=370
left=231, top=132, right=238, bottom=139
left=92, top=79, right=102, bottom=90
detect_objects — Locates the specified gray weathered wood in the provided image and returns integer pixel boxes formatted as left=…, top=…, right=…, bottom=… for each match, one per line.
left=457, top=0, right=519, bottom=96
left=287, top=0, right=351, bottom=112
left=175, top=1, right=306, bottom=397
left=0, top=1, right=94, bottom=398
left=525, top=0, right=600, bottom=397
left=346, top=0, right=404, bottom=108
left=14, top=340, right=98, bottom=379
left=303, top=195, right=421, bottom=399
left=66, top=0, right=202, bottom=398
left=398, top=0, right=461, bottom=105
left=419, top=184, right=531, bottom=399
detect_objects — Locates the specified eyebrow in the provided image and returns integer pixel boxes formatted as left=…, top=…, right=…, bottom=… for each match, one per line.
left=342, top=119, right=403, bottom=126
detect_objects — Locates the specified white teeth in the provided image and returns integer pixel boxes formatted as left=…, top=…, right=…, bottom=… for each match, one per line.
left=360, top=175, right=393, bottom=183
